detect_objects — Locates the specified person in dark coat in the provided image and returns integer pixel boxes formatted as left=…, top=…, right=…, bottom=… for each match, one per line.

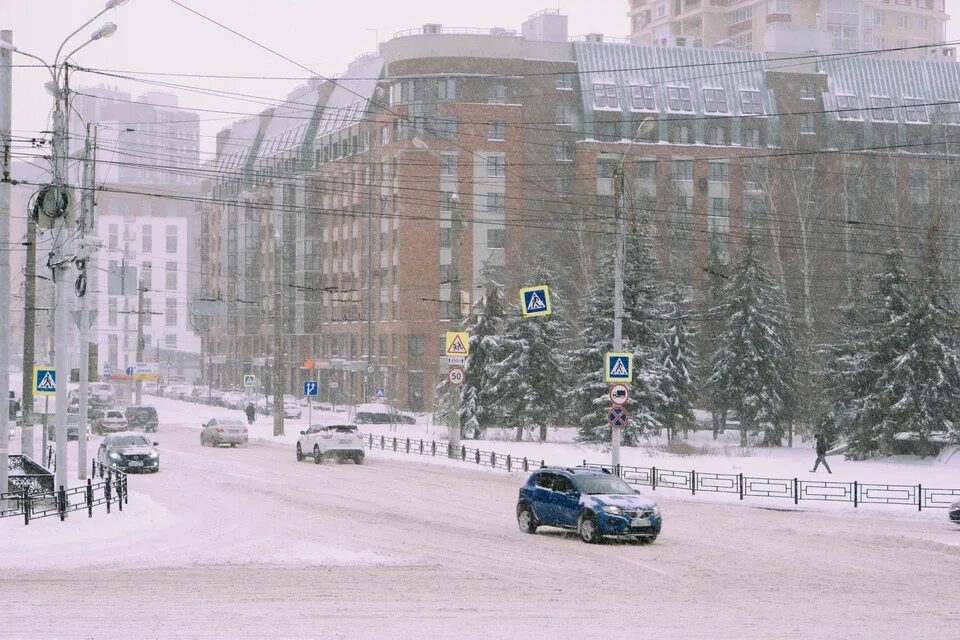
left=8, top=391, right=19, bottom=421
left=811, top=432, right=832, bottom=474
left=244, top=402, right=256, bottom=426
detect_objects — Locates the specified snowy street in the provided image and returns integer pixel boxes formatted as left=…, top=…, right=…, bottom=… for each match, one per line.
left=4, top=408, right=960, bottom=639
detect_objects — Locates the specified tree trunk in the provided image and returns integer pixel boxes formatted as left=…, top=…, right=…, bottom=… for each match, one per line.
left=712, top=411, right=720, bottom=440
left=515, top=424, right=524, bottom=442
left=539, top=423, right=547, bottom=442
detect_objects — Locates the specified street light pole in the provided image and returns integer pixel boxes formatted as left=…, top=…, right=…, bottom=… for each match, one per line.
left=0, top=30, right=12, bottom=493
left=448, top=193, right=462, bottom=458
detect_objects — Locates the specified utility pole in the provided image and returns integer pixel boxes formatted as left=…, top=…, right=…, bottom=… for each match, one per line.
left=611, top=162, right=626, bottom=470
left=447, top=193, right=462, bottom=458
left=0, top=30, right=12, bottom=491
left=77, top=122, right=98, bottom=480
left=272, top=211, right=284, bottom=437
left=365, top=166, right=374, bottom=401
left=134, top=279, right=145, bottom=405
left=20, top=208, right=36, bottom=459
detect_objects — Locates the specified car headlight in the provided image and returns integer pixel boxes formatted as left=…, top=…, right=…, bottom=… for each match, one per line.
left=601, top=505, right=623, bottom=515
left=652, top=505, right=660, bottom=516
left=148, top=451, right=159, bottom=458
left=109, top=452, right=121, bottom=459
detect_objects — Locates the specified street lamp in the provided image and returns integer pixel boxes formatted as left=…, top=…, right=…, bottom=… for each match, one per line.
left=1, top=5, right=127, bottom=494
left=611, top=118, right=658, bottom=470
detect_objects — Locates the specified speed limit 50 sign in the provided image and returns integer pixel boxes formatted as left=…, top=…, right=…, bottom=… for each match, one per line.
left=448, top=366, right=465, bottom=386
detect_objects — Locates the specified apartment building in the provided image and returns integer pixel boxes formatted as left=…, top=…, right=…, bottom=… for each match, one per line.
left=626, top=0, right=953, bottom=59
left=202, top=10, right=960, bottom=411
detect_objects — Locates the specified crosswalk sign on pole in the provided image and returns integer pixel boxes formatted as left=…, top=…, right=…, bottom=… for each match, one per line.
left=519, top=285, right=552, bottom=318
left=445, top=332, right=470, bottom=357
left=243, top=374, right=256, bottom=387
left=604, top=352, right=633, bottom=383
left=34, top=365, right=57, bottom=396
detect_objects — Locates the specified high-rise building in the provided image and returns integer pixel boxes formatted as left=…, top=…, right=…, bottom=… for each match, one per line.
left=626, top=0, right=953, bottom=59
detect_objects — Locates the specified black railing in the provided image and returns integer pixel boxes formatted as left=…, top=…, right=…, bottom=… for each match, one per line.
left=359, top=434, right=960, bottom=512
left=1, top=460, right=128, bottom=525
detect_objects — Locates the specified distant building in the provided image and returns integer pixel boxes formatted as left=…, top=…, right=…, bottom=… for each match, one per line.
left=626, top=0, right=953, bottom=59
left=201, top=11, right=960, bottom=411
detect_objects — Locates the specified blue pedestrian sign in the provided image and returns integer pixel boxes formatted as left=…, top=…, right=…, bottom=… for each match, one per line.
left=519, top=285, right=552, bottom=318
left=125, top=366, right=134, bottom=376
left=34, top=366, right=56, bottom=396
left=608, top=406, right=629, bottom=428
left=103, top=363, right=112, bottom=381
left=375, top=388, right=385, bottom=399
left=303, top=380, right=319, bottom=397
left=604, top=352, right=633, bottom=383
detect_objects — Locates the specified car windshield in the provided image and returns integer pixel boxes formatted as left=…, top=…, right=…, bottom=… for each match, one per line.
left=218, top=419, right=244, bottom=427
left=112, top=435, right=151, bottom=447
left=329, top=425, right=357, bottom=433
left=575, top=475, right=636, bottom=495
left=106, top=411, right=124, bottom=419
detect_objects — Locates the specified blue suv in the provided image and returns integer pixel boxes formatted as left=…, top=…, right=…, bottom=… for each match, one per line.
left=516, top=467, right=661, bottom=544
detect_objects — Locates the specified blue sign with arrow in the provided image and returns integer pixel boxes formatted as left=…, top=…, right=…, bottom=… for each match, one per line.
left=303, top=380, right=319, bottom=397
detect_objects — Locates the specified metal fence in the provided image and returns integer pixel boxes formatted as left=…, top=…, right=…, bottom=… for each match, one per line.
left=1, top=459, right=128, bottom=525
left=361, top=434, right=960, bottom=512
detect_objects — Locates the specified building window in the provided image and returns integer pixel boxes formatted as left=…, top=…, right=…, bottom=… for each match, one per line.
left=910, top=167, right=930, bottom=204
left=108, top=335, right=117, bottom=366
left=672, top=159, right=694, bottom=182
left=435, top=117, right=458, bottom=139
left=936, top=101, right=960, bottom=125
left=675, top=195, right=693, bottom=215
left=165, top=261, right=177, bottom=290
left=904, top=98, right=929, bottom=123
left=165, top=334, right=177, bottom=349
left=440, top=190, right=457, bottom=211
left=141, top=261, right=152, bottom=288
left=440, top=227, right=451, bottom=248
left=486, top=156, right=506, bottom=178
left=800, top=82, right=818, bottom=101
left=439, top=263, right=451, bottom=284
left=487, top=228, right=506, bottom=249
left=767, top=0, right=792, bottom=13
left=488, top=121, right=506, bottom=141
left=108, top=298, right=117, bottom=327
left=836, top=94, right=861, bottom=120
left=555, top=141, right=573, bottom=162
left=142, top=298, right=152, bottom=327
left=437, top=78, right=456, bottom=101
left=703, top=88, right=728, bottom=113
left=486, top=193, right=506, bottom=215
left=673, top=124, right=690, bottom=144
left=870, top=96, right=896, bottom=122
left=740, top=89, right=763, bottom=115
left=165, top=297, right=177, bottom=327
left=108, top=224, right=118, bottom=250
left=440, top=153, right=457, bottom=177
left=556, top=176, right=570, bottom=198
left=896, top=13, right=907, bottom=29
left=744, top=128, right=761, bottom=147
left=709, top=197, right=730, bottom=218
left=708, top=162, right=729, bottom=183
left=141, top=225, right=152, bottom=253
left=555, top=72, right=573, bottom=90
left=800, top=113, right=817, bottom=134
left=666, top=86, right=693, bottom=112
left=629, top=84, right=656, bottom=111
left=708, top=126, right=726, bottom=145
left=597, top=157, right=618, bottom=179
left=489, top=84, right=507, bottom=104
left=165, top=224, right=177, bottom=253
left=635, top=160, right=656, bottom=181
left=408, top=335, right=425, bottom=358
left=592, top=82, right=619, bottom=109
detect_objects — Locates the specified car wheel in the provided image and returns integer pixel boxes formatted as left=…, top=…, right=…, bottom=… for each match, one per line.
left=336, top=454, right=346, bottom=464
left=296, top=443, right=303, bottom=462
left=230, top=443, right=237, bottom=448
left=517, top=504, right=538, bottom=534
left=354, top=454, right=364, bottom=465
left=578, top=513, right=601, bottom=544
left=313, top=445, right=322, bottom=464
left=200, top=434, right=206, bottom=447
left=635, top=535, right=657, bottom=545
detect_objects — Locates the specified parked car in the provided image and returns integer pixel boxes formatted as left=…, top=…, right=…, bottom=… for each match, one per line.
left=516, top=467, right=662, bottom=544
left=89, top=382, right=115, bottom=407
left=207, top=389, right=225, bottom=406
left=353, top=403, right=410, bottom=424
left=200, top=417, right=249, bottom=447
left=142, top=381, right=159, bottom=395
left=296, top=424, right=365, bottom=464
left=951, top=499, right=960, bottom=525
left=125, top=405, right=159, bottom=432
left=97, top=432, right=159, bottom=473
left=94, top=409, right=127, bottom=435
left=66, top=413, right=90, bottom=441
left=281, top=397, right=302, bottom=419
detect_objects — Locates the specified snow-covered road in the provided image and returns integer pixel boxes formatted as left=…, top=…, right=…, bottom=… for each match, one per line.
left=4, top=413, right=960, bottom=639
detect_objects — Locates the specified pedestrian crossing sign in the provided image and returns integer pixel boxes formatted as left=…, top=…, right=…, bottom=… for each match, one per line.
left=34, top=365, right=56, bottom=396
left=445, top=332, right=470, bottom=357
left=519, top=285, right=552, bottom=318
left=604, top=352, right=633, bottom=383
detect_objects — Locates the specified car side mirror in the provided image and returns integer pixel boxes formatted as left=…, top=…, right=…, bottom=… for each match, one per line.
left=299, top=431, right=305, bottom=435
left=153, top=442, right=159, bottom=446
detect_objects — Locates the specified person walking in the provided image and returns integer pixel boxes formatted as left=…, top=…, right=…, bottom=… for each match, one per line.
left=811, top=432, right=832, bottom=474
left=244, top=401, right=256, bottom=426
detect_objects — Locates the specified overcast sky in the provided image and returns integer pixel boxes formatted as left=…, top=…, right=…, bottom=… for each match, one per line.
left=4, top=0, right=627, bottom=157
left=5, top=0, right=960, bottom=159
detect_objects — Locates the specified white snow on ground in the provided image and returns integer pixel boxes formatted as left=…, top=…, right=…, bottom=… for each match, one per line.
left=4, top=397, right=960, bottom=639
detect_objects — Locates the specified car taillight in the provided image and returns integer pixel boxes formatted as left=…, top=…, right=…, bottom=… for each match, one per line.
left=243, top=428, right=248, bottom=433
left=215, top=427, right=224, bottom=433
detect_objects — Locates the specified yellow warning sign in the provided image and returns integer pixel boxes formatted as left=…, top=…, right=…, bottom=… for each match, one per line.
left=445, top=332, right=470, bottom=357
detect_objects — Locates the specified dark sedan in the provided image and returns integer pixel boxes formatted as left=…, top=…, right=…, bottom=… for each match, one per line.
left=97, top=432, right=160, bottom=473
left=951, top=499, right=960, bottom=525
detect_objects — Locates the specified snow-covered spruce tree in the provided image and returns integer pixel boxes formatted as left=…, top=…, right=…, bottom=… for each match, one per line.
left=488, top=264, right=571, bottom=442
left=871, top=239, right=960, bottom=456
left=698, top=245, right=730, bottom=439
left=458, top=275, right=506, bottom=439
left=570, top=215, right=666, bottom=446
left=660, top=284, right=698, bottom=441
left=708, top=233, right=794, bottom=446
left=843, top=248, right=913, bottom=458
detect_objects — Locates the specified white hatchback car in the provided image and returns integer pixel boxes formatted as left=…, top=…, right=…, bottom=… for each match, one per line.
left=296, top=424, right=365, bottom=465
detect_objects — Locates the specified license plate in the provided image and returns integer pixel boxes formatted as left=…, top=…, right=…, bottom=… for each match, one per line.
left=338, top=439, right=353, bottom=445
left=631, top=517, right=650, bottom=527
left=127, top=460, right=143, bottom=467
